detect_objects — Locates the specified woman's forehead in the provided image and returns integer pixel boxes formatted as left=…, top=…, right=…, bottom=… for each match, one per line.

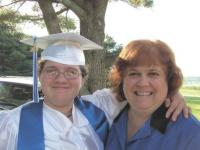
left=44, top=60, right=80, bottom=69
left=129, top=57, right=164, bottom=67
left=126, top=63, right=167, bottom=74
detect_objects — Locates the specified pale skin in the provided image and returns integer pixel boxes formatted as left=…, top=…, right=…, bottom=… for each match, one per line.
left=122, top=65, right=187, bottom=139
left=165, top=93, right=190, bottom=121
left=39, top=61, right=83, bottom=117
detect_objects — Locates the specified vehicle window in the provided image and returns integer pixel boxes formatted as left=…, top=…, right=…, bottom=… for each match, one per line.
left=0, top=82, right=32, bottom=109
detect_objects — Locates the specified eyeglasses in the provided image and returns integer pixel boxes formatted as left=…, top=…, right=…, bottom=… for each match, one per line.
left=43, top=67, right=82, bottom=79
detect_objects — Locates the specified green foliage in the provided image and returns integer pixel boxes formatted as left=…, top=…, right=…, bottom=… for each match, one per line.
left=124, top=0, right=153, bottom=8
left=0, top=2, right=76, bottom=32
left=0, top=23, right=33, bottom=76
left=0, top=8, right=25, bottom=25
left=183, top=86, right=200, bottom=90
left=143, top=0, right=153, bottom=7
left=180, top=86, right=200, bottom=120
left=29, top=11, right=77, bottom=32
left=103, top=35, right=122, bottom=53
left=180, top=86, right=200, bottom=97
left=185, top=96, right=200, bottom=120
left=58, top=15, right=76, bottom=32
left=103, top=35, right=122, bottom=72
left=103, top=35, right=123, bottom=87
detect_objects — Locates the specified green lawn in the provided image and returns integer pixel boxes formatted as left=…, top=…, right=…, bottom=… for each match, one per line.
left=184, top=96, right=200, bottom=120
left=180, top=86, right=200, bottom=120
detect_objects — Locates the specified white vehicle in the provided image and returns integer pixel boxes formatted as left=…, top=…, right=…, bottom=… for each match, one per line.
left=0, top=76, right=41, bottom=110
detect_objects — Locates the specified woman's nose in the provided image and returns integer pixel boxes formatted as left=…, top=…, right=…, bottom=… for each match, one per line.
left=55, top=72, right=67, bottom=81
left=137, top=76, right=150, bottom=87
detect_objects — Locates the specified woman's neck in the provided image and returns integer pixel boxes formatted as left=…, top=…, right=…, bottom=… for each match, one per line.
left=44, top=100, right=73, bottom=117
left=127, top=108, right=150, bottom=140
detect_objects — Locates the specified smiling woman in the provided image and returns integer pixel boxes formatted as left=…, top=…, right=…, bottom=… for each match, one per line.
left=0, top=33, right=111, bottom=150
left=105, top=39, right=200, bottom=150
left=123, top=65, right=168, bottom=115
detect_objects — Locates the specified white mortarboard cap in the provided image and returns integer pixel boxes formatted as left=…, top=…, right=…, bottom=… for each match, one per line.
left=20, top=32, right=102, bottom=103
left=21, top=32, right=103, bottom=65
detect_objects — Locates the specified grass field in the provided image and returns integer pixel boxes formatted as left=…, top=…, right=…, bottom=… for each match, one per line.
left=180, top=86, right=200, bottom=120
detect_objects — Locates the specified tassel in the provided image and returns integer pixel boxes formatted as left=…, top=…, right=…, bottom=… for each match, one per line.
left=32, top=37, right=39, bottom=103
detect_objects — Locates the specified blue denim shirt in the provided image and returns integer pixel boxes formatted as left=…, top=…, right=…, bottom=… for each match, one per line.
left=105, top=104, right=200, bottom=150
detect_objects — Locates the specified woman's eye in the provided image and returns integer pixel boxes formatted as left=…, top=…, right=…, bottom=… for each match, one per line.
left=46, top=69, right=57, bottom=75
left=67, top=71, right=76, bottom=76
left=46, top=69, right=53, bottom=73
left=149, top=72, right=159, bottom=76
left=127, top=72, right=139, bottom=76
left=68, top=70, right=78, bottom=75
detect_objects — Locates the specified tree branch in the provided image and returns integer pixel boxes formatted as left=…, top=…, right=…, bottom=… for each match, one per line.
left=60, top=0, right=86, bottom=19
left=56, top=7, right=69, bottom=15
left=0, top=0, right=23, bottom=8
left=20, top=7, right=69, bottom=22
left=15, top=1, right=26, bottom=12
left=0, top=0, right=39, bottom=8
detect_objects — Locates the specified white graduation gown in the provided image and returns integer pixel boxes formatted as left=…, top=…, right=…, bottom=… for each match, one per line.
left=0, top=89, right=126, bottom=150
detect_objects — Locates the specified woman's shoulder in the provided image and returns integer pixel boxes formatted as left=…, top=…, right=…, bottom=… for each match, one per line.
left=173, top=114, right=200, bottom=147
left=184, top=114, right=200, bottom=130
left=171, top=113, right=200, bottom=135
left=179, top=113, right=200, bottom=127
left=82, top=88, right=113, bottom=99
left=81, top=88, right=116, bottom=109
left=0, top=106, right=21, bottom=129
left=0, top=107, right=22, bottom=148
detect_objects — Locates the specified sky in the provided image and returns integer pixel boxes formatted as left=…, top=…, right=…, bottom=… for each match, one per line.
left=105, top=0, right=200, bottom=77
left=13, top=0, right=200, bottom=77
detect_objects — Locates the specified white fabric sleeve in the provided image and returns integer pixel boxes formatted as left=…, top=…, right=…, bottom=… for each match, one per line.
left=0, top=109, right=20, bottom=150
left=81, top=88, right=127, bottom=126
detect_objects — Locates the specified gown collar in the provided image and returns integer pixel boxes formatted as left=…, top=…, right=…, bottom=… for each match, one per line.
left=43, top=101, right=89, bottom=131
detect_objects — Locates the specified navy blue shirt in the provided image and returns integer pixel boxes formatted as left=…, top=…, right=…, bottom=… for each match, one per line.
left=105, top=104, right=200, bottom=150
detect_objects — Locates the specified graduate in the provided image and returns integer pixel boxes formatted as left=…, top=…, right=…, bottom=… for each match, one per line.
left=0, top=33, right=190, bottom=150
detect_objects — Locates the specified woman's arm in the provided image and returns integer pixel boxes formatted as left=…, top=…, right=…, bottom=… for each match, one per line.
left=165, top=92, right=191, bottom=121
left=82, top=89, right=190, bottom=123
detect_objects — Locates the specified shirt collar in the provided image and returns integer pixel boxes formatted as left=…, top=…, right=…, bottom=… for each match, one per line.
left=113, top=105, right=152, bottom=146
left=150, top=103, right=170, bottom=134
left=113, top=103, right=170, bottom=146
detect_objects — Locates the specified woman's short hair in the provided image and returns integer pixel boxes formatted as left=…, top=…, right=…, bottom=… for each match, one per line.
left=109, top=39, right=183, bottom=101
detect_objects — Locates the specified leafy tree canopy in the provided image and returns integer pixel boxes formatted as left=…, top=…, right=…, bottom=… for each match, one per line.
left=104, top=35, right=122, bottom=53
left=0, top=1, right=77, bottom=32
left=0, top=23, right=33, bottom=76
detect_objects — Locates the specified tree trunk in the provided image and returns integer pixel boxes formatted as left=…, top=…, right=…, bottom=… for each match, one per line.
left=38, top=0, right=109, bottom=93
left=79, top=0, right=108, bottom=93
left=38, top=0, right=61, bottom=34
